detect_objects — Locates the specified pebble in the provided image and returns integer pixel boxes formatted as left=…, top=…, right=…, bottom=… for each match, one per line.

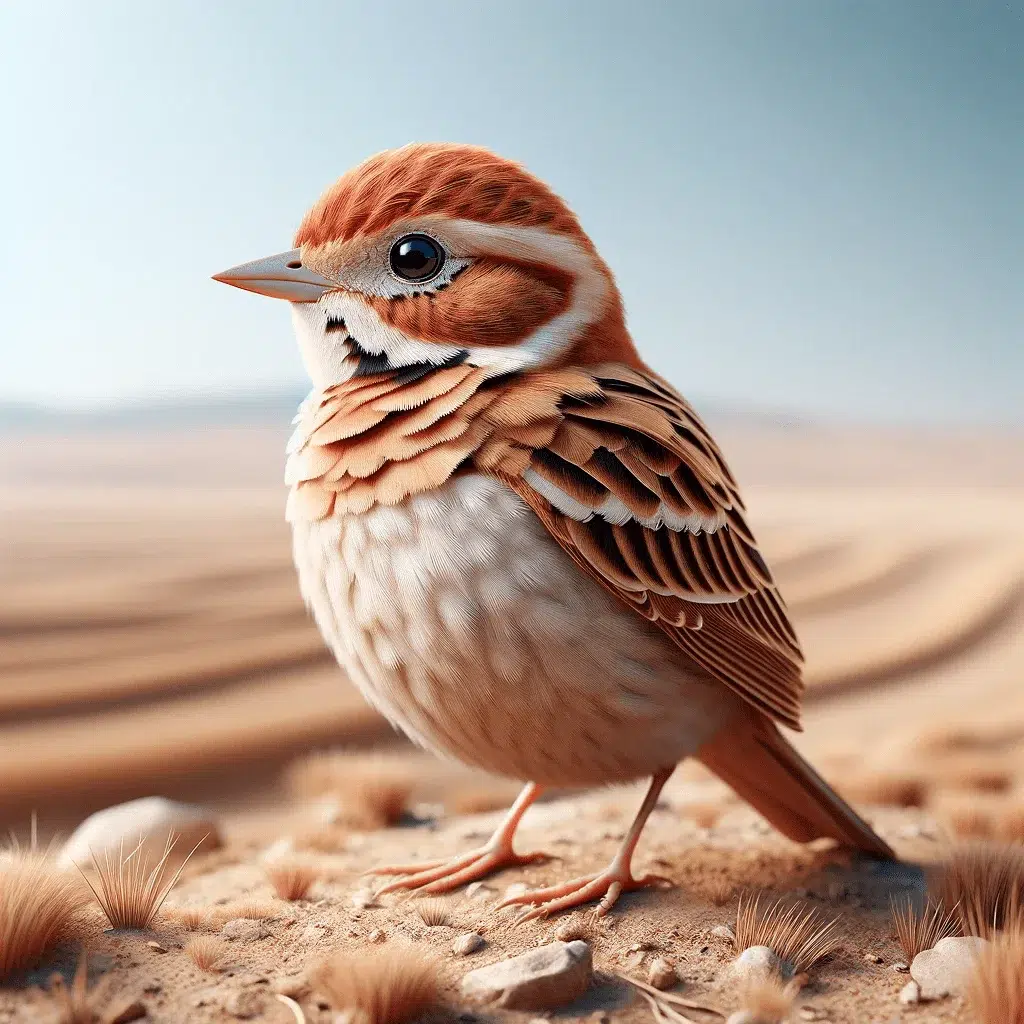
left=899, top=980, right=920, bottom=1005
left=863, top=952, right=883, bottom=964
left=223, top=989, right=267, bottom=1019
left=465, top=881, right=492, bottom=898
left=58, top=797, right=221, bottom=871
left=730, top=945, right=789, bottom=980
left=222, top=918, right=269, bottom=941
left=461, top=940, right=593, bottom=1009
left=647, top=958, right=677, bottom=989
left=711, top=924, right=736, bottom=942
left=454, top=932, right=486, bottom=956
left=146, top=942, right=166, bottom=954
left=368, top=929, right=387, bottom=943
left=892, top=961, right=909, bottom=973
left=910, top=935, right=989, bottom=999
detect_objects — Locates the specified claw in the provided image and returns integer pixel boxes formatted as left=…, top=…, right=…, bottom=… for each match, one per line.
left=498, top=868, right=672, bottom=922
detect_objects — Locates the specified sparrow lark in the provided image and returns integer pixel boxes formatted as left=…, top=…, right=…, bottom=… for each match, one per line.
left=214, top=143, right=893, bottom=920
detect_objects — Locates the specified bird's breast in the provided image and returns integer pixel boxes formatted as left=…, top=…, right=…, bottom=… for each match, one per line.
left=290, top=473, right=734, bottom=785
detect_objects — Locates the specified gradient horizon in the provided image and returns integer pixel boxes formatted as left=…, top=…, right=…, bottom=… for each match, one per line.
left=1, top=1, right=1020, bottom=426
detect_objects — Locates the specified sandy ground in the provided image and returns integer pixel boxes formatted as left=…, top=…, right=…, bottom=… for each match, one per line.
left=0, top=418, right=1022, bottom=1022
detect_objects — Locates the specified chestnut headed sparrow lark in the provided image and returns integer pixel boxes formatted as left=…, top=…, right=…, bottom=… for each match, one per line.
left=214, top=143, right=893, bottom=920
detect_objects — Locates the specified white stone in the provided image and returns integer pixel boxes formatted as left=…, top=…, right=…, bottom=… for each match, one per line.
left=647, top=958, right=677, bottom=989
left=453, top=932, right=486, bottom=956
left=899, top=981, right=920, bottom=1005
left=59, top=797, right=221, bottom=872
left=910, top=935, right=989, bottom=1000
left=461, top=940, right=592, bottom=1009
left=730, top=945, right=791, bottom=980
left=711, top=924, right=736, bottom=941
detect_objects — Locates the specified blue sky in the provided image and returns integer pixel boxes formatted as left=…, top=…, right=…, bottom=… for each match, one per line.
left=1, top=1, right=1020, bottom=425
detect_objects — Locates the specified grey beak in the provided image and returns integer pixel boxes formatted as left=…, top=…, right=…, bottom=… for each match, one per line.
left=212, top=248, right=335, bottom=302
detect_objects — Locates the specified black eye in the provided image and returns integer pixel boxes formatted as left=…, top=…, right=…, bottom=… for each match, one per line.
left=389, top=234, right=445, bottom=283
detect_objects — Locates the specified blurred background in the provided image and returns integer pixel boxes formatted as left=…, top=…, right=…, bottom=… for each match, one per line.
left=0, top=2, right=1021, bottom=841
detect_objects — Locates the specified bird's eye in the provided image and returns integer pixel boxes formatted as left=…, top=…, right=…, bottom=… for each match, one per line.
left=389, top=234, right=445, bottom=283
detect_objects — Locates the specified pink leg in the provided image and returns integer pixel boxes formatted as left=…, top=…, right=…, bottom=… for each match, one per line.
left=497, top=768, right=675, bottom=922
left=369, top=782, right=550, bottom=896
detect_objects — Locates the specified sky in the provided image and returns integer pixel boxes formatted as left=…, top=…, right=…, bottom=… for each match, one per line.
left=0, top=1, right=1020, bottom=426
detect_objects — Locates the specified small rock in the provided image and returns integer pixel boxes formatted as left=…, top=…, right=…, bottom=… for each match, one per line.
left=797, top=1009, right=819, bottom=1022
left=730, top=945, right=788, bottom=981
left=711, top=924, right=736, bottom=942
left=465, top=881, right=491, bottom=899
left=910, top=935, right=989, bottom=999
left=58, top=797, right=221, bottom=871
left=863, top=952, right=883, bottom=964
left=350, top=888, right=377, bottom=909
left=461, top=940, right=593, bottom=1009
left=899, top=980, right=920, bottom=1005
left=454, top=932, right=486, bottom=956
left=622, top=951, right=645, bottom=971
left=146, top=942, right=166, bottom=954
left=647, top=958, right=677, bottom=990
left=368, top=929, right=387, bottom=944
left=222, top=918, right=269, bottom=941
left=106, top=1000, right=147, bottom=1023
left=892, top=961, right=909, bottom=973
left=224, top=989, right=267, bottom=1018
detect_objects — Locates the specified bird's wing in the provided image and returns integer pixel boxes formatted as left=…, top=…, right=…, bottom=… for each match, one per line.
left=489, top=362, right=805, bottom=731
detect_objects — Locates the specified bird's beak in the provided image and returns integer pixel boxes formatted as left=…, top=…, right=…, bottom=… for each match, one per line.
left=212, top=248, right=335, bottom=302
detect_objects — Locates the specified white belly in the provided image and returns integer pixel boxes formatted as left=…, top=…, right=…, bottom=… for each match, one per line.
left=290, top=474, right=734, bottom=786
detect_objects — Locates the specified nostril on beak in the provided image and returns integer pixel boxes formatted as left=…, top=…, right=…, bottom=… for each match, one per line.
left=286, top=259, right=302, bottom=269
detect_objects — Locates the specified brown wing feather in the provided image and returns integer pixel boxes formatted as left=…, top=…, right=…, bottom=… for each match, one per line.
left=495, top=364, right=805, bottom=731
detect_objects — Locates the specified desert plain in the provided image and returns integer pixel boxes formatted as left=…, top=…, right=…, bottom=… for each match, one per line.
left=1, top=412, right=1022, bottom=1023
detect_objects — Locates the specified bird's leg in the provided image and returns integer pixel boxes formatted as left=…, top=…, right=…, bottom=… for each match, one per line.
left=497, top=767, right=675, bottom=922
left=370, top=781, right=550, bottom=896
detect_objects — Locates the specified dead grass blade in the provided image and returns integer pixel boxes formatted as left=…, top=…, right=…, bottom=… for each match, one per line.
left=275, top=993, right=307, bottom=1024
left=79, top=832, right=204, bottom=930
left=932, top=842, right=1024, bottom=938
left=890, top=896, right=960, bottom=959
left=313, top=945, right=443, bottom=1024
left=618, top=974, right=722, bottom=1024
left=735, top=893, right=842, bottom=973
left=0, top=844, right=91, bottom=979
left=967, top=928, right=1024, bottom=1024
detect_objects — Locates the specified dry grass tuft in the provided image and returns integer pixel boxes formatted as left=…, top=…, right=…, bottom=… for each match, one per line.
left=932, top=842, right=1024, bottom=938
left=833, top=770, right=927, bottom=809
left=79, top=833, right=201, bottom=930
left=967, top=929, right=1024, bottom=1024
left=446, top=782, right=520, bottom=816
left=265, top=862, right=318, bottom=901
left=1, top=844, right=91, bottom=979
left=700, top=875, right=738, bottom=907
left=553, top=913, right=598, bottom=943
left=163, top=904, right=208, bottom=930
left=735, top=974, right=795, bottom=1023
left=679, top=802, right=724, bottom=830
left=890, top=897, right=960, bottom=960
left=735, top=893, right=841, bottom=974
left=185, top=934, right=227, bottom=973
left=313, top=946, right=443, bottom=1024
left=286, top=750, right=414, bottom=830
left=414, top=898, right=451, bottom=928
left=218, top=897, right=285, bottom=922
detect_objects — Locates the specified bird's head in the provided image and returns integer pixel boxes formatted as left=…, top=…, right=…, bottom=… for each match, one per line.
left=214, top=143, right=637, bottom=388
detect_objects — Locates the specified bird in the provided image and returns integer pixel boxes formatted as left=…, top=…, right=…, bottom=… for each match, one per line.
left=214, top=143, right=894, bottom=921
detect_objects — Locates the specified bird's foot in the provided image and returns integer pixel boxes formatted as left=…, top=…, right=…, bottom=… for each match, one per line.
left=368, top=840, right=550, bottom=897
left=496, top=865, right=672, bottom=923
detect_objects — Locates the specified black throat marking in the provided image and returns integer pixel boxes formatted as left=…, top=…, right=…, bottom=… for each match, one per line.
left=341, top=328, right=470, bottom=385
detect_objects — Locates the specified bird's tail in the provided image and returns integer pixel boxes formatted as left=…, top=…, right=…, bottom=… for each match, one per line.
left=696, top=713, right=894, bottom=859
